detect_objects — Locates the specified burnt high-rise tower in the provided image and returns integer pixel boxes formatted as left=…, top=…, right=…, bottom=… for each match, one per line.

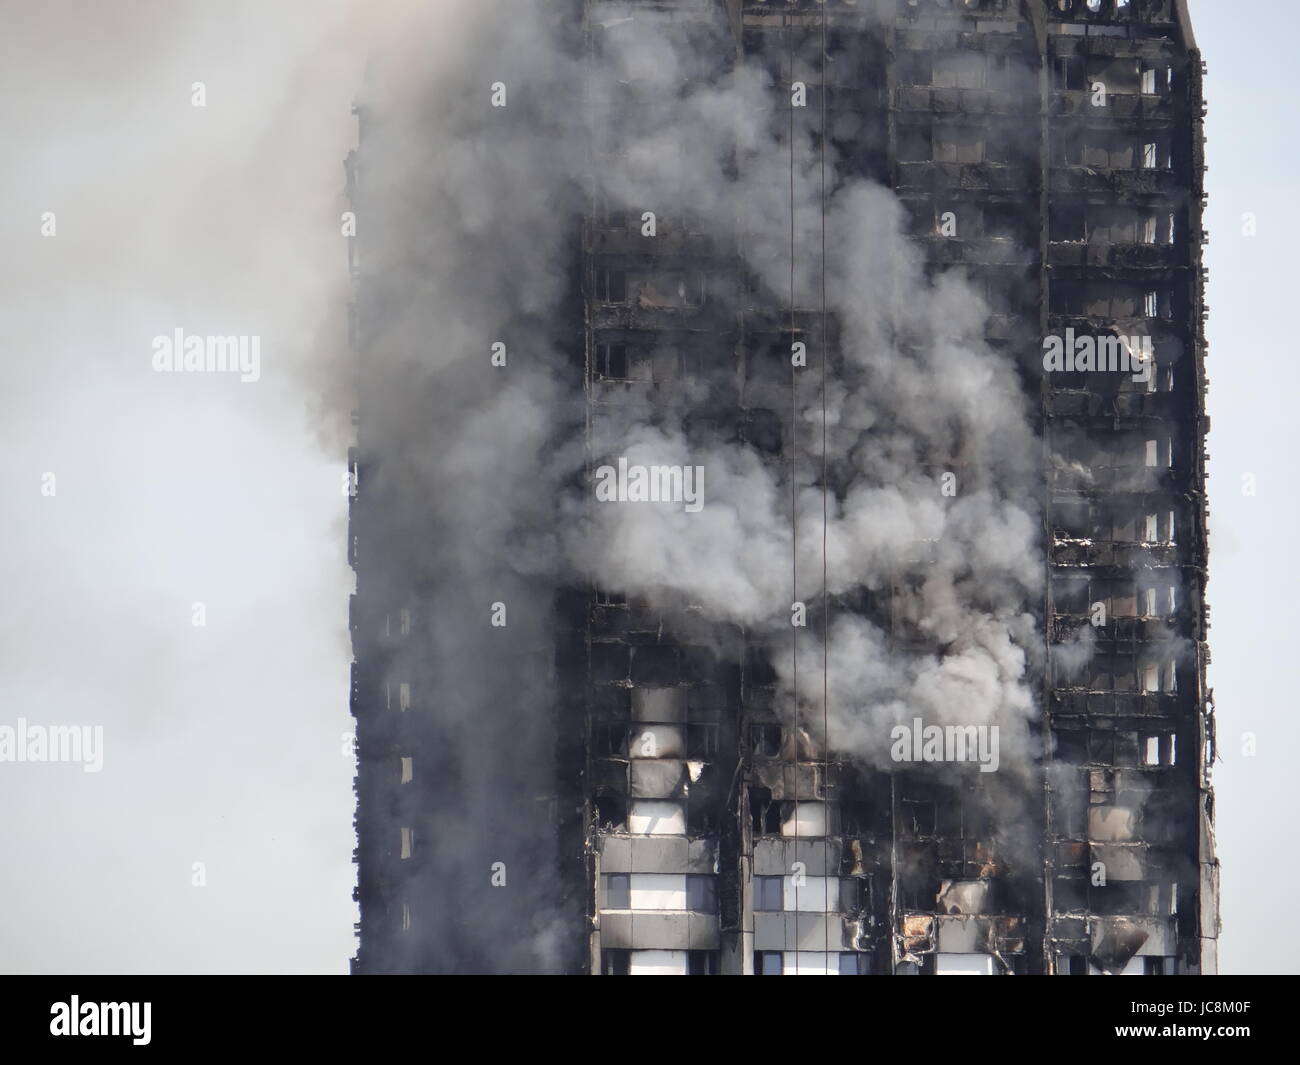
left=347, top=0, right=1216, bottom=976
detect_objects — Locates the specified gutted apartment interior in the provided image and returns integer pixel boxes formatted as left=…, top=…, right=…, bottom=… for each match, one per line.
left=348, top=0, right=1215, bottom=975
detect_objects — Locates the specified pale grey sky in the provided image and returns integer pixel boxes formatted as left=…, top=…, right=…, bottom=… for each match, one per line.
left=0, top=0, right=361, bottom=973
left=1193, top=0, right=1299, bottom=976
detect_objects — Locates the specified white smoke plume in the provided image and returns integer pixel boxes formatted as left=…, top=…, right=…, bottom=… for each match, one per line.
left=565, top=3, right=1046, bottom=775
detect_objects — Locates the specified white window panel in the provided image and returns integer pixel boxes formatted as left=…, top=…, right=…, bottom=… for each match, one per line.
left=628, top=800, right=685, bottom=835
left=1141, top=663, right=1160, bottom=693
left=628, top=873, right=687, bottom=911
left=629, top=950, right=688, bottom=975
left=782, top=875, right=838, bottom=913
left=935, top=954, right=995, bottom=975
left=781, top=801, right=828, bottom=837
left=782, top=952, right=838, bottom=976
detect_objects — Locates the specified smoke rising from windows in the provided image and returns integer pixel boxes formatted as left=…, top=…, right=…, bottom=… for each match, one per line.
left=349, top=0, right=1052, bottom=972
left=566, top=4, right=1046, bottom=777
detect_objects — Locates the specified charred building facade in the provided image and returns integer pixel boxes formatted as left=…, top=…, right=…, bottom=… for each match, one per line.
left=348, top=0, right=1215, bottom=976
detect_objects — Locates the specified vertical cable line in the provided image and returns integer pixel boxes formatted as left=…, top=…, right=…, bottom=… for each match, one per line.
left=786, top=1, right=800, bottom=956
left=819, top=2, right=830, bottom=967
